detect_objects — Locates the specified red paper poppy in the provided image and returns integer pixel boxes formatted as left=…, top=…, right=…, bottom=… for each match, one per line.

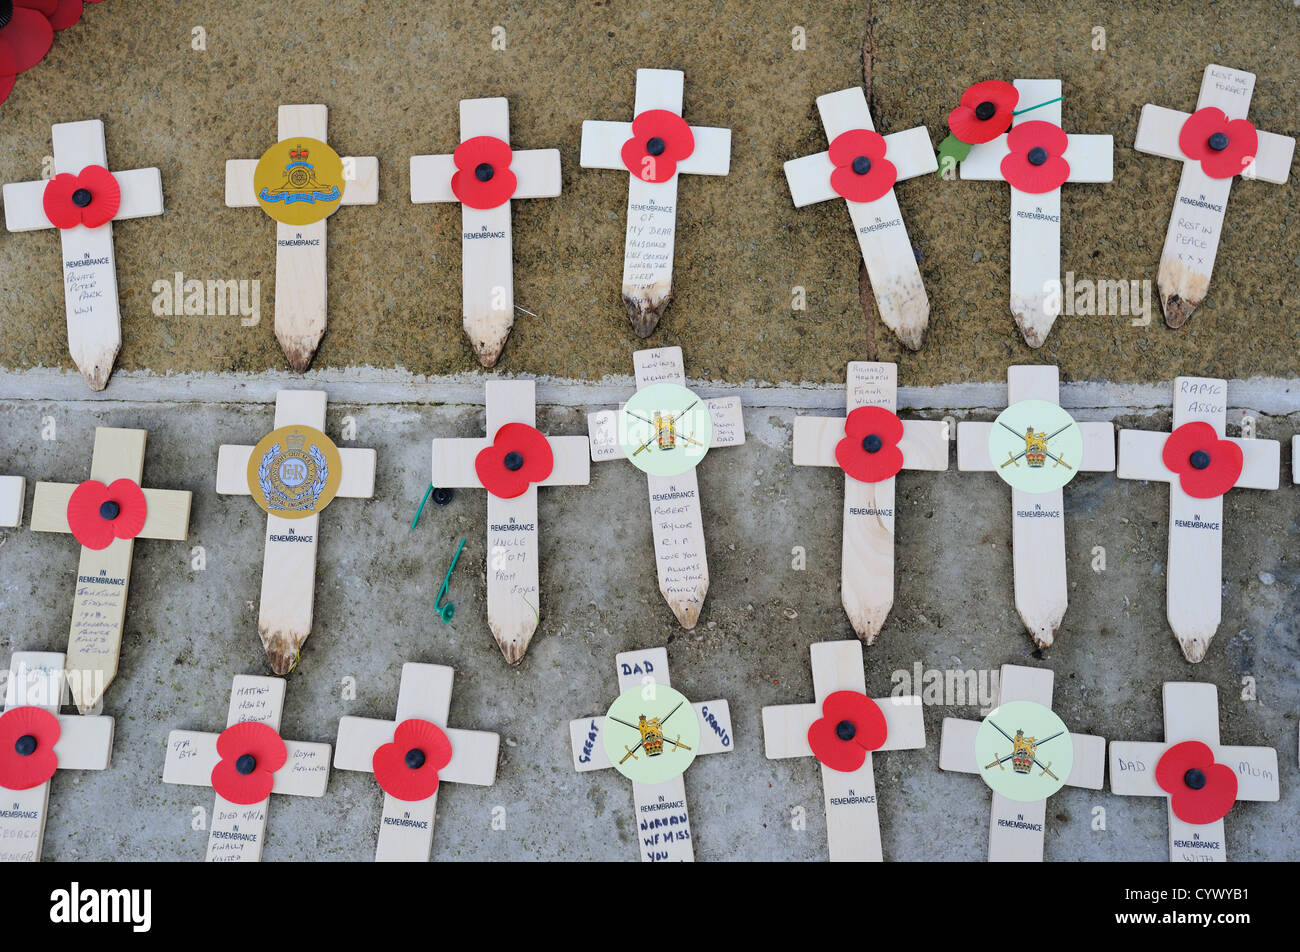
left=1178, top=107, right=1259, bottom=180
left=807, top=691, right=887, bottom=772
left=1155, top=740, right=1237, bottom=825
left=474, top=422, right=554, bottom=499
left=0, top=1, right=55, bottom=77
left=835, top=405, right=905, bottom=483
left=210, top=721, right=287, bottom=806
left=42, top=165, right=121, bottom=229
left=372, top=718, right=452, bottom=802
left=451, top=135, right=518, bottom=210
left=48, top=0, right=106, bottom=32
left=66, top=478, right=148, bottom=550
left=0, top=705, right=60, bottom=791
left=1161, top=421, right=1243, bottom=499
left=1000, top=120, right=1071, bottom=194
left=620, top=109, right=694, bottom=183
left=828, top=128, right=897, bottom=203
left=947, top=80, right=1019, bottom=145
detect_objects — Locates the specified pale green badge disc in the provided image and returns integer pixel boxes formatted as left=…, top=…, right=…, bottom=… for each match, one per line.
left=987, top=399, right=1084, bottom=494
left=618, top=383, right=713, bottom=477
left=602, top=683, right=701, bottom=784
left=975, top=700, right=1074, bottom=802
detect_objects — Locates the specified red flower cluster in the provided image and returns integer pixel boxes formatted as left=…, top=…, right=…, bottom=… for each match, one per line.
left=0, top=0, right=107, bottom=106
left=66, top=478, right=147, bottom=549
left=451, top=135, right=518, bottom=210
left=1178, top=107, right=1259, bottom=180
left=1161, top=421, right=1243, bottom=499
left=0, top=705, right=61, bottom=791
left=947, top=80, right=1019, bottom=145
left=43, top=165, right=121, bottom=229
left=1000, top=120, right=1071, bottom=193
left=211, top=721, right=287, bottom=805
left=474, top=422, right=555, bottom=499
left=621, top=109, right=694, bottom=183
left=828, top=129, right=897, bottom=203
left=373, top=718, right=452, bottom=802
left=835, top=405, right=905, bottom=483
left=1155, top=740, right=1237, bottom=824
left=807, top=691, right=887, bottom=772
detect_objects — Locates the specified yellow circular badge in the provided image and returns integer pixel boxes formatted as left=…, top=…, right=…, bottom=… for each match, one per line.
left=245, top=425, right=343, bottom=518
left=253, top=137, right=346, bottom=225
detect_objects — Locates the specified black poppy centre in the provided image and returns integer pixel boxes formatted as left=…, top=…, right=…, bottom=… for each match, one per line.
left=405, top=748, right=426, bottom=769
left=474, top=162, right=495, bottom=182
left=14, top=734, right=37, bottom=756
left=503, top=451, right=525, bottom=472
left=99, top=500, right=121, bottom=520
left=1027, top=146, right=1049, bottom=166
left=852, top=155, right=872, bottom=175
left=1189, top=449, right=1211, bottom=470
left=1184, top=768, right=1207, bottom=790
left=1207, top=132, right=1230, bottom=152
left=835, top=720, right=856, bottom=741
left=72, top=188, right=94, bottom=208
left=862, top=434, right=884, bottom=454
left=646, top=136, right=666, bottom=157
left=235, top=753, right=257, bottom=775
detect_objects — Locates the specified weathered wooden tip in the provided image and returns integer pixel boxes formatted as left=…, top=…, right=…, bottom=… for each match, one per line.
left=71, top=682, right=108, bottom=716
left=844, top=601, right=888, bottom=646
left=622, top=290, right=671, bottom=338
left=262, top=630, right=304, bottom=676
left=1177, top=634, right=1211, bottom=664
left=465, top=315, right=511, bottom=369
left=1030, top=627, right=1056, bottom=651
left=665, top=592, right=705, bottom=630
left=1013, top=312, right=1050, bottom=349
left=72, top=349, right=117, bottom=391
left=894, top=320, right=926, bottom=352
left=276, top=332, right=321, bottom=374
left=1161, top=293, right=1198, bottom=329
left=491, top=623, right=535, bottom=666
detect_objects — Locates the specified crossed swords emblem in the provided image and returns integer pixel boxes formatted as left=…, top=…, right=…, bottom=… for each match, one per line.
left=613, top=700, right=693, bottom=764
left=983, top=720, right=1063, bottom=781
left=628, top=399, right=703, bottom=458
left=998, top=420, right=1075, bottom=470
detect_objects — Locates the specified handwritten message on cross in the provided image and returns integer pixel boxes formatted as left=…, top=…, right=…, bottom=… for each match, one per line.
left=1134, top=64, right=1295, bottom=327
left=411, top=96, right=561, bottom=367
left=784, top=87, right=938, bottom=349
left=580, top=68, right=732, bottom=337
left=3, top=119, right=164, bottom=390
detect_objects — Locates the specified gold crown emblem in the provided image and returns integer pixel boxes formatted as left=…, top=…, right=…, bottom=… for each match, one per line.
left=285, top=428, right=307, bottom=452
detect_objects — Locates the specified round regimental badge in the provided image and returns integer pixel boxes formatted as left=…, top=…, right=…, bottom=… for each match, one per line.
left=253, top=137, right=346, bottom=226
left=245, top=425, right=343, bottom=518
left=974, top=700, right=1074, bottom=802
left=987, top=399, right=1085, bottom=494
left=618, top=382, right=713, bottom=477
left=602, top=683, right=701, bottom=784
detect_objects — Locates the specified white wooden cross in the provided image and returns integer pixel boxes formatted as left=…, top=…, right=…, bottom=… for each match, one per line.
left=410, top=97, right=561, bottom=368
left=30, top=427, right=192, bottom=713
left=1109, top=683, right=1278, bottom=862
left=216, top=390, right=377, bottom=675
left=783, top=87, right=938, bottom=350
left=568, top=647, right=733, bottom=862
left=3, top=119, right=164, bottom=391
left=960, top=80, right=1114, bottom=347
left=430, top=379, right=589, bottom=664
left=939, top=664, right=1105, bottom=862
left=586, top=346, right=745, bottom=628
left=1117, top=377, right=1279, bottom=662
left=580, top=68, right=732, bottom=337
left=956, top=365, right=1115, bottom=648
left=0, top=652, right=113, bottom=862
left=1134, top=65, right=1295, bottom=327
left=792, top=362, right=948, bottom=642
left=335, top=662, right=499, bottom=862
left=162, top=674, right=331, bottom=862
left=1294, top=436, right=1299, bottom=485
left=225, top=104, right=379, bottom=371
left=0, top=474, right=25, bottom=528
left=761, top=640, right=924, bottom=862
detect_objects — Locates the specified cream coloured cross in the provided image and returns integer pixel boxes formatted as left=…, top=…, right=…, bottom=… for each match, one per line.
left=0, top=475, right=25, bottom=527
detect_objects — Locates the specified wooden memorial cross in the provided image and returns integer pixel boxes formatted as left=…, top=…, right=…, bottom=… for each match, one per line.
left=1117, top=377, right=1279, bottom=662
left=216, top=390, right=377, bottom=674
left=939, top=664, right=1105, bottom=862
left=410, top=97, right=561, bottom=367
left=0, top=652, right=113, bottom=863
left=1134, top=65, right=1295, bottom=327
left=580, top=68, right=732, bottom=337
left=568, top=647, right=734, bottom=862
left=956, top=365, right=1115, bottom=648
left=430, top=379, right=589, bottom=663
left=1109, top=682, right=1278, bottom=862
left=335, top=662, right=499, bottom=862
left=586, top=346, right=745, bottom=628
left=30, top=427, right=192, bottom=713
left=3, top=119, right=164, bottom=390
left=0, top=473, right=25, bottom=528
left=791, top=362, right=949, bottom=642
left=960, top=80, right=1114, bottom=347
left=225, top=104, right=380, bottom=371
left=761, top=640, right=924, bottom=862
left=783, top=87, right=938, bottom=350
left=162, top=674, right=331, bottom=862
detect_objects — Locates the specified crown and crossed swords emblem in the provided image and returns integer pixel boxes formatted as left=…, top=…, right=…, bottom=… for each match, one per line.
left=614, top=700, right=694, bottom=763
left=629, top=398, right=703, bottom=457
left=983, top=721, right=1063, bottom=781
left=999, top=420, right=1075, bottom=471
